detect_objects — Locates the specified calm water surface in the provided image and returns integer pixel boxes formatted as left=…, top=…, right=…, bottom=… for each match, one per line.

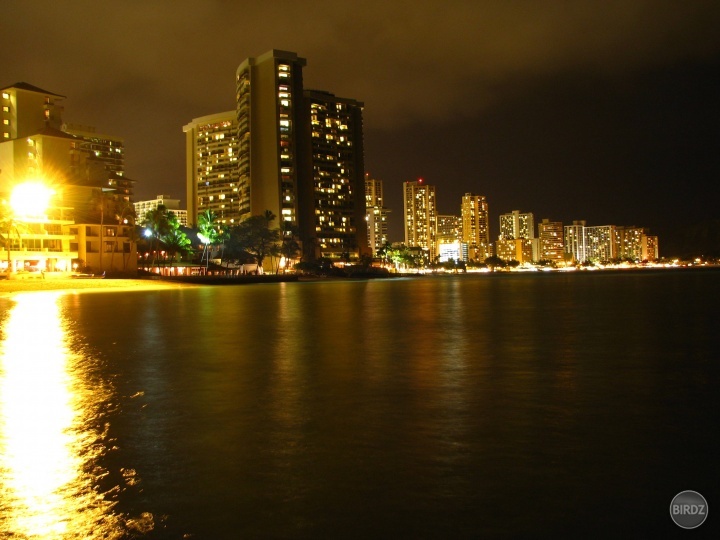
left=0, top=270, right=718, bottom=538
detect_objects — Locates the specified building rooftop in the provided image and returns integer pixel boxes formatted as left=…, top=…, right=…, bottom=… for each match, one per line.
left=1, top=81, right=66, bottom=98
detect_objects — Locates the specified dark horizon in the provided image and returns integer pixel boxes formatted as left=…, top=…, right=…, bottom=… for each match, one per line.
left=2, top=0, right=719, bottom=256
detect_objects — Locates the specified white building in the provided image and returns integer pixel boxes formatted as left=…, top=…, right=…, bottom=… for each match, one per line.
left=134, top=194, right=188, bottom=226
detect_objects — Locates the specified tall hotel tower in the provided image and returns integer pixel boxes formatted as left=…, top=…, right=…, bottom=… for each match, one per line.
left=538, top=219, right=565, bottom=264
left=235, top=50, right=308, bottom=231
left=304, top=90, right=367, bottom=259
left=365, top=173, right=390, bottom=254
left=461, top=193, right=490, bottom=261
left=184, top=111, right=239, bottom=225
left=186, top=50, right=368, bottom=260
left=403, top=178, right=437, bottom=256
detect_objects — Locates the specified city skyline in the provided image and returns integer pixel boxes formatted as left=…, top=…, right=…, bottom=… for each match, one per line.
left=2, top=1, right=719, bottom=254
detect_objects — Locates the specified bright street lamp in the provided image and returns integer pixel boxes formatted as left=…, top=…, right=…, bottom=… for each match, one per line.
left=10, top=181, right=54, bottom=221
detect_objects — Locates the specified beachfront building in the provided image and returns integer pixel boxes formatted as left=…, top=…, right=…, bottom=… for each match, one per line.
left=403, top=178, right=437, bottom=258
left=0, top=82, right=137, bottom=276
left=365, top=174, right=390, bottom=255
left=538, top=218, right=565, bottom=265
left=135, top=194, right=188, bottom=226
left=461, top=193, right=490, bottom=262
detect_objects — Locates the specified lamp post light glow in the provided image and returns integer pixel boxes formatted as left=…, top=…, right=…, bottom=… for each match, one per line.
left=10, top=181, right=54, bottom=221
left=197, top=233, right=210, bottom=272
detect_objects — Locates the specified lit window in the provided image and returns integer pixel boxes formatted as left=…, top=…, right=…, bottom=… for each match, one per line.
left=2, top=106, right=8, bottom=112
left=2, top=93, right=9, bottom=99
left=3, top=133, right=8, bottom=139
left=3, top=119, right=8, bottom=125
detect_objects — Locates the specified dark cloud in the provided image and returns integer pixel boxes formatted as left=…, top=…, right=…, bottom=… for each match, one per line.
left=2, top=0, right=719, bottom=252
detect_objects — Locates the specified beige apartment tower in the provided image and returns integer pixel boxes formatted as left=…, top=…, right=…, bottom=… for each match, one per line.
left=184, top=111, right=239, bottom=226
left=235, top=50, right=309, bottom=232
left=403, top=179, right=437, bottom=256
left=538, top=219, right=565, bottom=264
left=461, top=193, right=490, bottom=261
left=365, top=174, right=390, bottom=255
left=186, top=50, right=368, bottom=261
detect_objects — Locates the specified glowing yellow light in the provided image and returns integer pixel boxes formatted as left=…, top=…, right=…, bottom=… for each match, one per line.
left=0, top=292, right=129, bottom=537
left=10, top=181, right=54, bottom=220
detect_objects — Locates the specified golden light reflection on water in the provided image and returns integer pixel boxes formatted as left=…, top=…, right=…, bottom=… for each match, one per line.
left=0, top=292, right=129, bottom=539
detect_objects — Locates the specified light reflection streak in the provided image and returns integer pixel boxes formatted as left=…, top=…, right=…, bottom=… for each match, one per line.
left=0, top=292, right=125, bottom=538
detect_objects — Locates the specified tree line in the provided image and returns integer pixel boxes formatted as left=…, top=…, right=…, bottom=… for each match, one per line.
left=139, top=205, right=301, bottom=273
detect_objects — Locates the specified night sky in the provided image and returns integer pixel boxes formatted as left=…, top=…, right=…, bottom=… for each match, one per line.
left=2, top=1, right=719, bottom=253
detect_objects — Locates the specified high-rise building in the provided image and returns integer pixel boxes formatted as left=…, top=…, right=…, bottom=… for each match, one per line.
left=499, top=210, right=535, bottom=240
left=186, top=50, right=368, bottom=263
left=585, top=225, right=617, bottom=262
left=461, top=193, right=490, bottom=261
left=403, top=178, right=437, bottom=256
left=642, top=235, right=659, bottom=261
left=365, top=173, right=390, bottom=254
left=135, top=195, right=188, bottom=226
left=437, top=214, right=461, bottom=245
left=538, top=219, right=565, bottom=264
left=0, top=83, right=136, bottom=274
left=495, top=238, right=534, bottom=263
left=183, top=111, right=239, bottom=225
left=62, top=123, right=133, bottom=203
left=63, top=123, right=124, bottom=176
left=615, top=226, right=652, bottom=262
left=305, top=90, right=367, bottom=259
left=436, top=214, right=462, bottom=262
left=0, top=83, right=130, bottom=211
left=497, top=210, right=535, bottom=263
left=1, top=82, right=65, bottom=141
left=235, top=50, right=308, bottom=233
left=564, top=220, right=587, bottom=263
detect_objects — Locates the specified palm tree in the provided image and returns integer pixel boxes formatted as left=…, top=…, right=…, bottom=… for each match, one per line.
left=141, top=204, right=171, bottom=270
left=161, top=214, right=191, bottom=274
left=197, top=209, right=225, bottom=269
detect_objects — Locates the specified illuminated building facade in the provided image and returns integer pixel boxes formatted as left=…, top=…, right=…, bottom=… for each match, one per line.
left=305, top=90, right=367, bottom=259
left=437, top=214, right=461, bottom=244
left=365, top=174, right=390, bottom=255
left=538, top=219, right=565, bottom=264
left=642, top=235, right=659, bottom=261
left=436, top=214, right=462, bottom=261
left=184, top=111, right=239, bottom=226
left=62, top=123, right=132, bottom=203
left=585, top=225, right=617, bottom=262
left=63, top=123, right=124, bottom=175
left=235, top=50, right=308, bottom=234
left=495, top=238, right=534, bottom=263
left=461, top=193, right=490, bottom=261
left=564, top=221, right=587, bottom=263
left=185, top=50, right=369, bottom=263
left=1, top=83, right=132, bottom=214
left=1, top=82, right=65, bottom=141
left=0, top=83, right=137, bottom=275
left=499, top=210, right=535, bottom=240
left=403, top=179, right=437, bottom=256
left=615, top=226, right=658, bottom=261
left=134, top=194, right=188, bottom=226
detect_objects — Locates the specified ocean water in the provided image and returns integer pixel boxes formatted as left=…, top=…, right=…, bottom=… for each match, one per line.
left=0, top=269, right=718, bottom=538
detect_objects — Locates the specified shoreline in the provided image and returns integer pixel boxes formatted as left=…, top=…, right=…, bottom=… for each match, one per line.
left=0, top=277, right=198, bottom=297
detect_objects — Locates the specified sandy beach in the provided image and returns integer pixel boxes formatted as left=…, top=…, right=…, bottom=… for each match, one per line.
left=0, top=277, right=197, bottom=297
